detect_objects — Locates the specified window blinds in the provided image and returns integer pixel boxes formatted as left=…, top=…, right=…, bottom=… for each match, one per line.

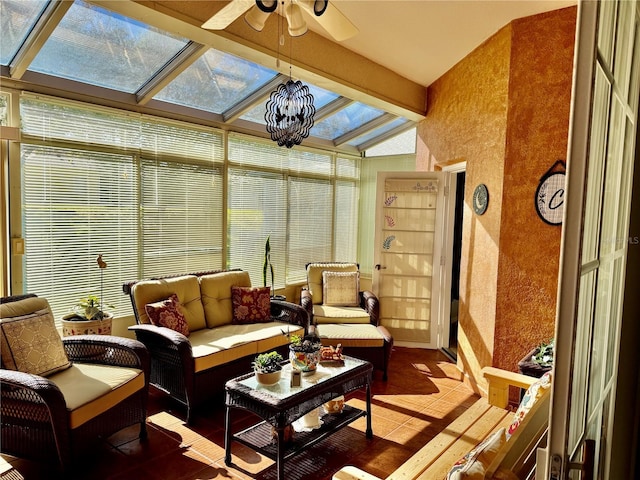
left=20, top=95, right=224, bottom=322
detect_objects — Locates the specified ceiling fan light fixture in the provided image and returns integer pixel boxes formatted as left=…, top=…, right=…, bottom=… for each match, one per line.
left=245, top=5, right=270, bottom=31
left=285, top=3, right=307, bottom=36
left=313, top=0, right=329, bottom=16
left=255, top=0, right=278, bottom=13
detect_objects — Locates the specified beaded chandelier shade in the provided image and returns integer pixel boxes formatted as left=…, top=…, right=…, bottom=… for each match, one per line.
left=265, top=79, right=315, bottom=148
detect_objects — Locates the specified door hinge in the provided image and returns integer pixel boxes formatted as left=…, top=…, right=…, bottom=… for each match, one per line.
left=440, top=256, right=446, bottom=266
left=444, top=186, right=449, bottom=197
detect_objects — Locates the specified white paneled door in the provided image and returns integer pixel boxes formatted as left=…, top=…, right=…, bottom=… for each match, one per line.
left=372, top=172, right=449, bottom=349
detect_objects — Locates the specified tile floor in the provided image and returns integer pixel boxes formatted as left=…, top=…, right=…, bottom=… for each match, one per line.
left=1, top=347, right=480, bottom=480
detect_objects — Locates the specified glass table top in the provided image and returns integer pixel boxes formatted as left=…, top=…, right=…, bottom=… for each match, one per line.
left=234, top=356, right=368, bottom=401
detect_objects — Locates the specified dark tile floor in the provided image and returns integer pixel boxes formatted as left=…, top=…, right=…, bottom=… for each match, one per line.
left=1, top=347, right=480, bottom=480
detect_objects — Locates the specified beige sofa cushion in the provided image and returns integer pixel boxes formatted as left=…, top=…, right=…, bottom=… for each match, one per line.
left=190, top=322, right=304, bottom=372
left=316, top=323, right=385, bottom=348
left=200, top=270, right=252, bottom=328
left=313, top=305, right=371, bottom=324
left=307, top=263, right=359, bottom=305
left=132, top=275, right=206, bottom=332
left=49, top=363, right=145, bottom=429
left=0, top=297, right=71, bottom=377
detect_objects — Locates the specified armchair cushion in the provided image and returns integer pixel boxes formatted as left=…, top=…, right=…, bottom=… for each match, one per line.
left=322, top=271, right=360, bottom=306
left=507, top=371, right=552, bottom=438
left=0, top=297, right=71, bottom=377
left=231, top=286, right=271, bottom=324
left=49, top=363, right=145, bottom=429
left=446, top=428, right=507, bottom=479
left=145, top=293, right=190, bottom=337
left=313, top=305, right=371, bottom=324
left=307, top=263, right=358, bottom=305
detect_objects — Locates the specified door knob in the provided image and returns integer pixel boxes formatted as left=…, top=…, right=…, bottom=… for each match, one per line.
left=374, top=264, right=387, bottom=270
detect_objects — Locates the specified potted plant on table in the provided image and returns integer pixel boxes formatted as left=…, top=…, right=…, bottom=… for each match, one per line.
left=288, top=332, right=322, bottom=375
left=61, top=255, right=114, bottom=336
left=253, top=350, right=284, bottom=386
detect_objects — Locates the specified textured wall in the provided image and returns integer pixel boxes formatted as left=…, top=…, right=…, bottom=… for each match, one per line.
left=418, top=25, right=511, bottom=385
left=495, top=7, right=576, bottom=374
left=417, top=6, right=576, bottom=390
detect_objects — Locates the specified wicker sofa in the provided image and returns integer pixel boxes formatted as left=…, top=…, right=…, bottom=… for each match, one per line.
left=123, top=269, right=308, bottom=422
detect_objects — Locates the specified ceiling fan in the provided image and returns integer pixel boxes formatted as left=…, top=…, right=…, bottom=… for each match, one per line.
left=201, top=0, right=359, bottom=41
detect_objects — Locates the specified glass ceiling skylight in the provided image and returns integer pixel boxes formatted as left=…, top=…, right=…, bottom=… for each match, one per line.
left=30, top=0, right=189, bottom=93
left=0, top=0, right=415, bottom=153
left=156, top=49, right=278, bottom=113
left=0, top=0, right=48, bottom=65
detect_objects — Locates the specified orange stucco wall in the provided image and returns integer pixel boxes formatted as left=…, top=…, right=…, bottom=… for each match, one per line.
left=417, top=7, right=576, bottom=390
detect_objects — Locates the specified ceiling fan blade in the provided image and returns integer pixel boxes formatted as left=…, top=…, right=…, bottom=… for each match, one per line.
left=298, top=0, right=358, bottom=41
left=202, top=0, right=255, bottom=30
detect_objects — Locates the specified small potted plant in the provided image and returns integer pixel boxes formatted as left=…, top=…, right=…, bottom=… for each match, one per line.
left=61, top=255, right=114, bottom=336
left=288, top=332, right=322, bottom=374
left=518, top=338, right=554, bottom=378
left=253, top=350, right=284, bottom=386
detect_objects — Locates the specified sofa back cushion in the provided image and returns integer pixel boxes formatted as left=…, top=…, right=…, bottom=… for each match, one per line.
left=307, top=263, right=359, bottom=305
left=200, top=270, right=252, bottom=328
left=0, top=296, right=71, bottom=376
left=132, top=275, right=206, bottom=332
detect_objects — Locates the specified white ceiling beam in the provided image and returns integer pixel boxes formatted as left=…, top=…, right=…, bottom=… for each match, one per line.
left=333, top=112, right=397, bottom=147
left=136, top=42, right=209, bottom=105
left=222, top=73, right=288, bottom=123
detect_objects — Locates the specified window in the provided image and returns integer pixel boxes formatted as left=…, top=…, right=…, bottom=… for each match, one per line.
left=17, top=95, right=359, bottom=323
left=227, top=134, right=359, bottom=287
left=20, top=95, right=224, bottom=321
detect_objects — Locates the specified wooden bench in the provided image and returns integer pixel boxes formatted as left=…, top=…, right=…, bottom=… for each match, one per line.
left=333, top=367, right=550, bottom=480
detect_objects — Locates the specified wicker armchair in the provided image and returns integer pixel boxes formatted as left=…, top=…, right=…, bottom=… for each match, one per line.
left=0, top=294, right=150, bottom=470
left=123, top=269, right=309, bottom=422
left=302, top=262, right=393, bottom=380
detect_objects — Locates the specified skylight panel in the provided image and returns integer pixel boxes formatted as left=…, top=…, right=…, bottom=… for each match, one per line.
left=346, top=117, right=410, bottom=147
left=155, top=49, right=278, bottom=113
left=28, top=0, right=189, bottom=93
left=312, top=103, right=385, bottom=140
left=0, top=0, right=48, bottom=65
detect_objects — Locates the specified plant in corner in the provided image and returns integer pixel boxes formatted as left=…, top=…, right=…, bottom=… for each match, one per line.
left=532, top=338, right=554, bottom=368
left=263, top=235, right=274, bottom=295
left=61, top=255, right=114, bottom=336
left=253, top=350, right=284, bottom=386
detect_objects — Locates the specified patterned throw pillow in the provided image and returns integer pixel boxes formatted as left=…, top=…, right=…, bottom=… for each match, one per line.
left=507, top=371, right=552, bottom=438
left=447, top=428, right=507, bottom=480
left=322, top=271, right=360, bottom=306
left=231, top=286, right=271, bottom=324
left=0, top=308, right=71, bottom=377
left=145, top=294, right=190, bottom=337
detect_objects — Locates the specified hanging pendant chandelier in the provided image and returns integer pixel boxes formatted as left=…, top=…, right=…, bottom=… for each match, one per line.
left=265, top=79, right=315, bottom=148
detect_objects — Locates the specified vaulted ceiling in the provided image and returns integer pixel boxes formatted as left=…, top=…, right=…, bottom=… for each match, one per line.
left=0, top=0, right=576, bottom=154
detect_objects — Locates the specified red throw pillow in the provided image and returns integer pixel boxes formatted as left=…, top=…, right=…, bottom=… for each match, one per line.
left=231, top=286, right=271, bottom=324
left=145, top=294, right=189, bottom=337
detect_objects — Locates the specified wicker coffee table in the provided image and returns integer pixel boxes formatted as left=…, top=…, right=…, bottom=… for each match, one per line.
left=224, top=355, right=373, bottom=480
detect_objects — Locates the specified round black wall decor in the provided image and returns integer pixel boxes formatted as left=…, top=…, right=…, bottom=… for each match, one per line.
left=473, top=183, right=489, bottom=215
left=535, top=160, right=566, bottom=225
